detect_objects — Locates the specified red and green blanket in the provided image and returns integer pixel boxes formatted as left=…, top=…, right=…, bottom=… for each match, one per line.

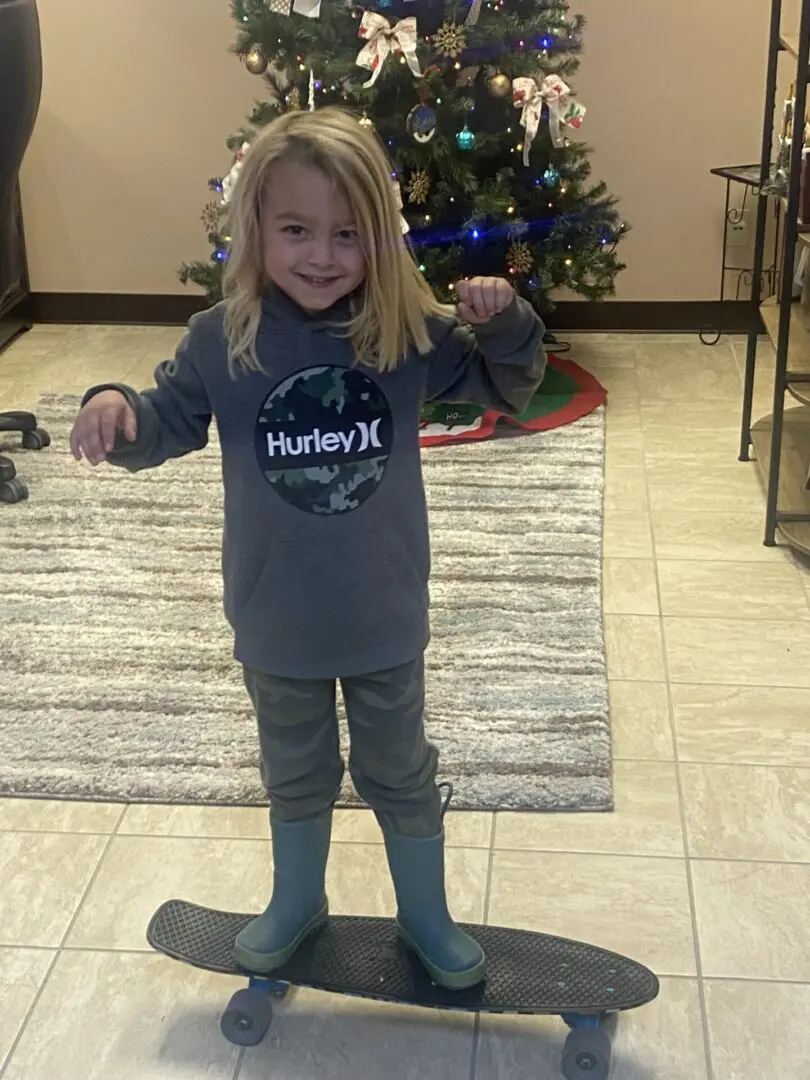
left=419, top=354, right=606, bottom=447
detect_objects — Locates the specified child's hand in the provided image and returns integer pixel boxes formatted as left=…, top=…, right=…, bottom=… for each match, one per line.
left=455, top=277, right=515, bottom=325
left=70, top=390, right=137, bottom=465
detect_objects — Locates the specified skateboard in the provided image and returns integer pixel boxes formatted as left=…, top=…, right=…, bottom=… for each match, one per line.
left=147, top=901, right=658, bottom=1079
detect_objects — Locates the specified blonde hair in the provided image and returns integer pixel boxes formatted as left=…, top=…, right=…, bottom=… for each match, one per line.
left=222, top=106, right=449, bottom=376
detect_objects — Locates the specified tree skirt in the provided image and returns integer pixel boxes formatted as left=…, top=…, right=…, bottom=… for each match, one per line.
left=420, top=354, right=606, bottom=447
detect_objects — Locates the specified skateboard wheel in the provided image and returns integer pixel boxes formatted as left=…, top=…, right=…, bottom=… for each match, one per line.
left=220, top=988, right=273, bottom=1047
left=22, top=427, right=50, bottom=451
left=0, top=477, right=29, bottom=504
left=562, top=1026, right=611, bottom=1080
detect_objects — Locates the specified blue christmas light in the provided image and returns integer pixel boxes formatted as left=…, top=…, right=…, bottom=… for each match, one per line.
left=540, top=35, right=554, bottom=48
left=212, top=249, right=228, bottom=262
left=208, top=178, right=224, bottom=194
left=471, top=228, right=480, bottom=240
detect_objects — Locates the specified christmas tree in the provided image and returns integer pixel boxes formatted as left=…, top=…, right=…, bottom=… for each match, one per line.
left=181, top=0, right=625, bottom=314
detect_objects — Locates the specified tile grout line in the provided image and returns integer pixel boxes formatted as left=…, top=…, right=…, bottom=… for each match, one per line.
left=0, top=803, right=128, bottom=1079
left=0, top=950, right=62, bottom=1080
left=232, top=1046, right=247, bottom=1080
left=6, top=818, right=810, bottom=862
left=640, top=410, right=716, bottom=1080
left=467, top=812, right=499, bottom=1080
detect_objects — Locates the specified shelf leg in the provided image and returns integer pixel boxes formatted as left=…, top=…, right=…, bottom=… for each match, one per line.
left=765, top=1, right=810, bottom=545
left=744, top=0, right=783, bottom=464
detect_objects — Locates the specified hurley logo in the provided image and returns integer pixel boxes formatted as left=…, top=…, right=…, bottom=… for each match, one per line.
left=265, top=419, right=384, bottom=458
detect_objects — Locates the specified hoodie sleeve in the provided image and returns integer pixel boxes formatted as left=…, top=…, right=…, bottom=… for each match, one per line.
left=81, top=313, right=213, bottom=473
left=423, top=296, right=547, bottom=415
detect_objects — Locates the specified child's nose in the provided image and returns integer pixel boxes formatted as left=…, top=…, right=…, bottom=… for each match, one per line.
left=310, top=238, right=335, bottom=266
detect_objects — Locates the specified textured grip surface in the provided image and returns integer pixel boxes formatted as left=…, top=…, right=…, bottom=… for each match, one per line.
left=147, top=899, right=658, bottom=1015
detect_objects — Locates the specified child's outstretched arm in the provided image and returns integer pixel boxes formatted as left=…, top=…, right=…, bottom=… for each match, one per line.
left=70, top=314, right=212, bottom=471
left=424, top=276, right=547, bottom=416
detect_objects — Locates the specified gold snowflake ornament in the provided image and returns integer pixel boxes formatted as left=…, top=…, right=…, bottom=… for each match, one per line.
left=508, top=241, right=533, bottom=275
left=200, top=201, right=222, bottom=233
left=407, top=170, right=430, bottom=204
left=433, top=21, right=467, bottom=59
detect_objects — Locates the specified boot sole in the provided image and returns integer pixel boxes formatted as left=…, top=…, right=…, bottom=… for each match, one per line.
left=233, top=903, right=328, bottom=974
left=396, top=922, right=487, bottom=991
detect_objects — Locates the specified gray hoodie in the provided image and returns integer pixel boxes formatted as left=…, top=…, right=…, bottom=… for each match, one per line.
left=83, top=288, right=546, bottom=678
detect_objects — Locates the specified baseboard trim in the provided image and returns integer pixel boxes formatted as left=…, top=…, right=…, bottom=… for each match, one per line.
left=547, top=300, right=760, bottom=334
left=17, top=293, right=760, bottom=335
left=18, top=293, right=207, bottom=326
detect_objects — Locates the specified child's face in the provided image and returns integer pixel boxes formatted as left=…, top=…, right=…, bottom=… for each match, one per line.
left=261, top=160, right=367, bottom=313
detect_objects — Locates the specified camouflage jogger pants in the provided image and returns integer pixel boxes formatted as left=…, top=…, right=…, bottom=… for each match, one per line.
left=243, top=654, right=443, bottom=838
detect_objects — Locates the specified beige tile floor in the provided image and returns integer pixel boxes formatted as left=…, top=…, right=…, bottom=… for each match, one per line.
left=1, top=324, right=809, bottom=1079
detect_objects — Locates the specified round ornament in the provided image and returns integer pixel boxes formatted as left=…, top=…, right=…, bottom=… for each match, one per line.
left=487, top=72, right=512, bottom=98
left=407, top=104, right=438, bottom=144
left=245, top=45, right=268, bottom=75
left=456, top=124, right=476, bottom=151
left=543, top=165, right=561, bottom=187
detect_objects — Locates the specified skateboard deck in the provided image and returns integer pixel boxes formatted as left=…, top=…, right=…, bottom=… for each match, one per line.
left=148, top=898, right=658, bottom=1080
left=148, top=899, right=657, bottom=1016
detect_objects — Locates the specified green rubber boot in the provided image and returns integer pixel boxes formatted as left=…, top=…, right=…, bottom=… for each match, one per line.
left=382, top=828, right=486, bottom=990
left=233, top=811, right=331, bottom=974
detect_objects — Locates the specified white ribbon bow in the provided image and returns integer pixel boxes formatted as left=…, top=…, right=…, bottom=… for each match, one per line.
left=511, top=75, right=586, bottom=164
left=392, top=179, right=410, bottom=235
left=356, top=12, right=422, bottom=88
left=539, top=74, right=586, bottom=149
left=292, top=0, right=321, bottom=18
left=511, top=78, right=544, bottom=166
left=220, top=141, right=251, bottom=206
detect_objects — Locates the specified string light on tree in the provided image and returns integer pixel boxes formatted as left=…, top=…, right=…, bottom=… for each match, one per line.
left=180, top=0, right=627, bottom=315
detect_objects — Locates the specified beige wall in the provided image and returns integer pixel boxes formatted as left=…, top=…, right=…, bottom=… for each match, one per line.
left=20, top=0, right=776, bottom=300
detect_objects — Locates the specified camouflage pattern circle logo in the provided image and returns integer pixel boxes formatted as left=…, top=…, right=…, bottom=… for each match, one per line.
left=255, top=365, right=394, bottom=514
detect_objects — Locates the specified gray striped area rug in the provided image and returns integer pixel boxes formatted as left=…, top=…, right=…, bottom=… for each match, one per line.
left=0, top=394, right=610, bottom=811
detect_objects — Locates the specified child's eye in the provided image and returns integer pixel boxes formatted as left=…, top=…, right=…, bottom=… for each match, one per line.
left=337, top=229, right=358, bottom=243
left=282, top=225, right=306, bottom=236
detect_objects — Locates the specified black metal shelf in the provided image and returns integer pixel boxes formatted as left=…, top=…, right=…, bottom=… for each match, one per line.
left=741, top=0, right=810, bottom=548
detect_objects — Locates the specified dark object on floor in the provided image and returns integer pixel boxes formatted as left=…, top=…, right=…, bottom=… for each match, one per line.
left=0, top=411, right=50, bottom=504
left=0, top=0, right=42, bottom=354
left=147, top=899, right=658, bottom=1078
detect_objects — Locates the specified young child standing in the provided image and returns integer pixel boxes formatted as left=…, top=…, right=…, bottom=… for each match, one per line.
left=70, top=107, right=546, bottom=990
